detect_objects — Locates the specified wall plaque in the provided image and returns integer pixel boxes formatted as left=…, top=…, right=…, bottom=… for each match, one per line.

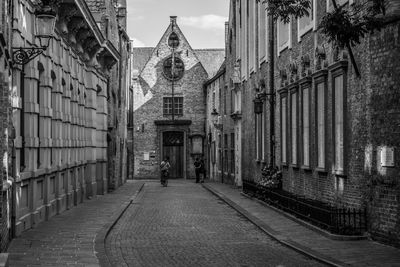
left=380, top=147, right=395, bottom=167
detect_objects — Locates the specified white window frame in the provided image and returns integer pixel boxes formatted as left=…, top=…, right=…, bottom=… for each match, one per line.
left=258, top=2, right=268, bottom=65
left=249, top=0, right=256, bottom=73
left=281, top=96, right=287, bottom=164
left=262, top=110, right=266, bottom=161
left=277, top=18, right=292, bottom=55
left=301, top=85, right=310, bottom=167
left=333, top=74, right=345, bottom=173
left=255, top=113, right=261, bottom=160
left=316, top=81, right=326, bottom=170
left=236, top=0, right=241, bottom=61
left=241, top=0, right=248, bottom=80
left=297, top=0, right=316, bottom=42
left=327, top=0, right=353, bottom=13
left=290, top=91, right=298, bottom=165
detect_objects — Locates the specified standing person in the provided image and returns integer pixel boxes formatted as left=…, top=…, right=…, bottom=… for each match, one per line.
left=200, top=157, right=206, bottom=183
left=194, top=157, right=202, bottom=183
left=160, top=156, right=170, bottom=186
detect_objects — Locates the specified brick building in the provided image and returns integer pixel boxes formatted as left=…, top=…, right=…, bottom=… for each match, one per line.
left=7, top=0, right=129, bottom=240
left=86, top=0, right=131, bottom=190
left=131, top=16, right=224, bottom=180
left=219, top=0, right=400, bottom=246
left=0, top=0, right=12, bottom=251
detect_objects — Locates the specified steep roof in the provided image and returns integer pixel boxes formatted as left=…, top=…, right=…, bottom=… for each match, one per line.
left=194, top=49, right=225, bottom=78
left=131, top=47, right=225, bottom=78
left=131, top=47, right=154, bottom=72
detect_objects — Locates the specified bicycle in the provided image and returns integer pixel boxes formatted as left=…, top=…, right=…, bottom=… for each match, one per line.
left=161, top=170, right=169, bottom=187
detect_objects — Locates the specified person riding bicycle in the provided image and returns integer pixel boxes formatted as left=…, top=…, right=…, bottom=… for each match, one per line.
left=160, top=156, right=171, bottom=186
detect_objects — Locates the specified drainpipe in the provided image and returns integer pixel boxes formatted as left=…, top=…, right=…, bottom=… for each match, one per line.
left=10, top=126, right=16, bottom=238
left=269, top=16, right=275, bottom=168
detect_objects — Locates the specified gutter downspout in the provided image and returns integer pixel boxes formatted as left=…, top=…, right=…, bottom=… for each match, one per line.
left=269, top=16, right=275, bottom=168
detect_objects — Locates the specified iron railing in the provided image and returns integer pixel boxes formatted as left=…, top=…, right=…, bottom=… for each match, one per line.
left=243, top=180, right=367, bottom=235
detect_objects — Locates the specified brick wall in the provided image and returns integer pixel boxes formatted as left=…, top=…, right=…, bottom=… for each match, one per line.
left=364, top=22, right=400, bottom=246
left=0, top=73, right=11, bottom=252
left=87, top=0, right=129, bottom=189
left=133, top=19, right=210, bottom=179
left=0, top=0, right=12, bottom=252
left=225, top=0, right=400, bottom=246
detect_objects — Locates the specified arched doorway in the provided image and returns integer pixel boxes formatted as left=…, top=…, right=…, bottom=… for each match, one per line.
left=162, top=131, right=184, bottom=178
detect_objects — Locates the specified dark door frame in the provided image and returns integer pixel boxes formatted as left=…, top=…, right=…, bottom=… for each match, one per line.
left=160, top=130, right=187, bottom=179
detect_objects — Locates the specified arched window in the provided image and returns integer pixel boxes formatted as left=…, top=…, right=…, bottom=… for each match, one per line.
left=168, top=32, right=180, bottom=48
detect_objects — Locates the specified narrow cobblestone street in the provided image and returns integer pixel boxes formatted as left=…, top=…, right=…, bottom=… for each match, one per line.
left=105, top=180, right=324, bottom=267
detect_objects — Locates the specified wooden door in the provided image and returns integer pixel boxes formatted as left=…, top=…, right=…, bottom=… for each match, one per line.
left=163, top=131, right=184, bottom=178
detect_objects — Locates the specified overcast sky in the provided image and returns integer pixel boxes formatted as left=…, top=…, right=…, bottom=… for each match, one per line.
left=126, top=0, right=230, bottom=49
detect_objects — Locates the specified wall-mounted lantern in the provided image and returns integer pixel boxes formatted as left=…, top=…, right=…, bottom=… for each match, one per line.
left=253, top=96, right=264, bottom=114
left=211, top=108, right=223, bottom=131
left=13, top=2, right=58, bottom=65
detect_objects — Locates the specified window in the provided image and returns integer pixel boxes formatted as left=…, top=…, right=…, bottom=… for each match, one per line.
left=224, top=86, right=227, bottom=115
left=241, top=0, right=248, bottom=79
left=168, top=32, right=180, bottom=48
left=256, top=112, right=263, bottom=160
left=21, top=186, right=29, bottom=208
left=277, top=18, right=291, bottom=54
left=163, top=97, right=183, bottom=116
left=230, top=90, right=234, bottom=114
left=128, top=89, right=133, bottom=127
left=261, top=111, right=265, bottom=161
left=37, top=180, right=44, bottom=200
left=334, top=75, right=345, bottom=172
left=302, top=86, right=310, bottom=166
left=218, top=134, right=222, bottom=172
left=236, top=0, right=241, bottom=61
left=37, top=63, right=44, bottom=169
left=258, top=1, right=267, bottom=62
left=211, top=141, right=216, bottom=164
left=291, top=92, right=298, bottom=165
left=163, top=56, right=185, bottom=81
left=298, top=0, right=315, bottom=41
left=327, top=0, right=352, bottom=12
left=281, top=96, right=287, bottom=164
left=249, top=0, right=256, bottom=72
left=50, top=176, right=55, bottom=194
left=316, top=82, right=326, bottom=169
left=224, top=134, right=228, bottom=173
left=230, top=133, right=235, bottom=174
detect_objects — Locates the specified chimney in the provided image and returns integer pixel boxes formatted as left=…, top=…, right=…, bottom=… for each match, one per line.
left=170, top=16, right=177, bottom=25
left=225, top=22, right=229, bottom=46
left=117, top=0, right=127, bottom=29
left=225, top=22, right=229, bottom=55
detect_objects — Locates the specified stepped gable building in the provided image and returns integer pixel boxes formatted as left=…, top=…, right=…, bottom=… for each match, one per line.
left=131, top=16, right=224, bottom=179
left=8, top=0, right=128, bottom=239
left=218, top=0, right=400, bottom=247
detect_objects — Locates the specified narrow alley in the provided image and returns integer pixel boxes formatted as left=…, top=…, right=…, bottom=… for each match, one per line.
left=105, top=181, right=323, bottom=267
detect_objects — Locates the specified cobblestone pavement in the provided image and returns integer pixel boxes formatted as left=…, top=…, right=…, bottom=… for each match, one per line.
left=7, top=180, right=144, bottom=267
left=106, top=180, right=325, bottom=267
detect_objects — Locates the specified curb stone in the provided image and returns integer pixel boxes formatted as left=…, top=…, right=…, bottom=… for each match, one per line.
left=95, top=182, right=145, bottom=267
left=202, top=183, right=347, bottom=267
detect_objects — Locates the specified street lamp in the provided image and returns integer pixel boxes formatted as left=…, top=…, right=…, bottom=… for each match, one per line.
left=253, top=95, right=264, bottom=114
left=211, top=108, right=223, bottom=131
left=12, top=4, right=57, bottom=65
left=13, top=2, right=58, bottom=172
